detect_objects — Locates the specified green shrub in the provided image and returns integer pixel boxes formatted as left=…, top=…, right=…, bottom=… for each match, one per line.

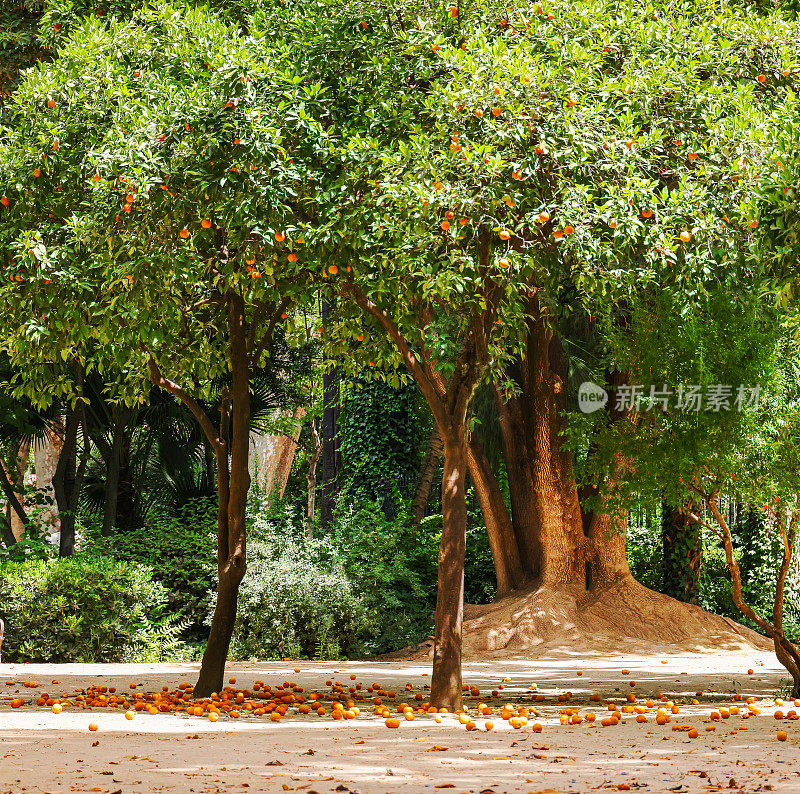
left=0, top=553, right=187, bottom=662
left=81, top=498, right=216, bottom=637
left=328, top=495, right=436, bottom=654
left=224, top=505, right=366, bottom=661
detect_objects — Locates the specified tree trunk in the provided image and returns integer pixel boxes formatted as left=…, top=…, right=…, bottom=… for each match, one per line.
left=465, top=430, right=525, bottom=596
left=492, top=384, right=542, bottom=580
left=520, top=303, right=585, bottom=587
left=194, top=294, right=251, bottom=698
left=8, top=438, right=30, bottom=541
left=320, top=297, right=341, bottom=530
left=306, top=417, right=322, bottom=536
left=55, top=407, right=80, bottom=558
left=0, top=449, right=28, bottom=541
left=662, top=502, right=702, bottom=604
left=430, top=426, right=468, bottom=710
left=412, top=427, right=443, bottom=531
left=101, top=407, right=131, bottom=536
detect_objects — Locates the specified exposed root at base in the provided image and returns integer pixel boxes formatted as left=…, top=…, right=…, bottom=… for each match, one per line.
left=407, top=577, right=770, bottom=660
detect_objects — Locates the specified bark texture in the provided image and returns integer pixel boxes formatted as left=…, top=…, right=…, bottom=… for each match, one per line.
left=662, top=502, right=702, bottom=604
left=412, top=427, right=443, bottom=531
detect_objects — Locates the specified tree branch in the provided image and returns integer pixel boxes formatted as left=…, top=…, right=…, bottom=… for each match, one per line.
left=341, top=280, right=447, bottom=427
left=147, top=357, right=222, bottom=455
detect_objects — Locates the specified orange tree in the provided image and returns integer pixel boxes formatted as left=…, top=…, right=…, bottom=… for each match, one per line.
left=287, top=0, right=800, bottom=706
left=0, top=2, right=327, bottom=695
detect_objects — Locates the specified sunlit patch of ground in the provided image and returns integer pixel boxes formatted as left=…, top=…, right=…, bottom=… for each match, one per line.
left=1, top=650, right=799, bottom=793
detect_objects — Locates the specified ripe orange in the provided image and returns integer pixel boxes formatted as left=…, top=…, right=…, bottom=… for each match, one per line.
left=33, top=170, right=41, bottom=177
left=474, top=109, right=483, bottom=117
left=51, top=141, right=59, bottom=150
left=778, top=730, right=788, bottom=741
left=88, top=723, right=99, bottom=732
left=0, top=196, right=8, bottom=206
left=757, top=74, right=767, bottom=84
left=564, top=225, right=575, bottom=235
left=498, top=258, right=510, bottom=269
left=52, top=703, right=63, bottom=714
left=749, top=220, right=759, bottom=229
left=441, top=221, right=451, bottom=231
left=385, top=717, right=400, bottom=728
left=679, top=231, right=691, bottom=243
left=498, top=229, right=510, bottom=240
left=608, top=220, right=618, bottom=229
left=492, top=106, right=502, bottom=116
left=288, top=253, right=298, bottom=262
left=641, top=209, right=653, bottom=218
left=275, top=232, right=285, bottom=242
left=328, top=265, right=339, bottom=275
left=447, top=5, right=458, bottom=17
left=201, top=219, right=212, bottom=229
left=445, top=210, right=454, bottom=219
left=125, top=711, right=134, bottom=720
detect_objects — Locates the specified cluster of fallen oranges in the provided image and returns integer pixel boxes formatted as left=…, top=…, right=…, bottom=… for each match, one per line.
left=4, top=669, right=797, bottom=742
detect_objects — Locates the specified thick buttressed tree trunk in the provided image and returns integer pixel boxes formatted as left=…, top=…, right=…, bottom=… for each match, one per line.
left=458, top=306, right=763, bottom=658
left=662, top=502, right=702, bottom=604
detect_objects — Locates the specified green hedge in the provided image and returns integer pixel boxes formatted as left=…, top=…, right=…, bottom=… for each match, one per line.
left=0, top=554, right=187, bottom=663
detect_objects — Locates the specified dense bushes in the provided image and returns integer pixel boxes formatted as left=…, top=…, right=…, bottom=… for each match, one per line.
left=227, top=490, right=497, bottom=660
left=226, top=502, right=365, bottom=660
left=0, top=554, right=186, bottom=662
left=82, top=498, right=216, bottom=637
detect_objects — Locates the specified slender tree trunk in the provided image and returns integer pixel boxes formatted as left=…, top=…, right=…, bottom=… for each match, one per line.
left=465, top=430, right=525, bottom=596
left=412, top=427, right=443, bottom=531
left=101, top=407, right=131, bottom=536
left=703, top=499, right=800, bottom=697
left=306, top=417, right=322, bottom=536
left=430, top=425, right=468, bottom=710
left=492, top=384, right=541, bottom=579
left=662, top=502, right=702, bottom=603
left=320, top=297, right=341, bottom=530
left=194, top=294, right=251, bottom=698
left=55, top=407, right=80, bottom=558
left=0, top=450, right=28, bottom=542
left=8, top=438, right=30, bottom=541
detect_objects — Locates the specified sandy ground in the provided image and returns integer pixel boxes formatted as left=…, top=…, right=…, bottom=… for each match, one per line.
left=1, top=648, right=799, bottom=794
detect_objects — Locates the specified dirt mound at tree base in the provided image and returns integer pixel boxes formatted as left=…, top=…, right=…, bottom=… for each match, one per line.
left=406, top=576, right=771, bottom=660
